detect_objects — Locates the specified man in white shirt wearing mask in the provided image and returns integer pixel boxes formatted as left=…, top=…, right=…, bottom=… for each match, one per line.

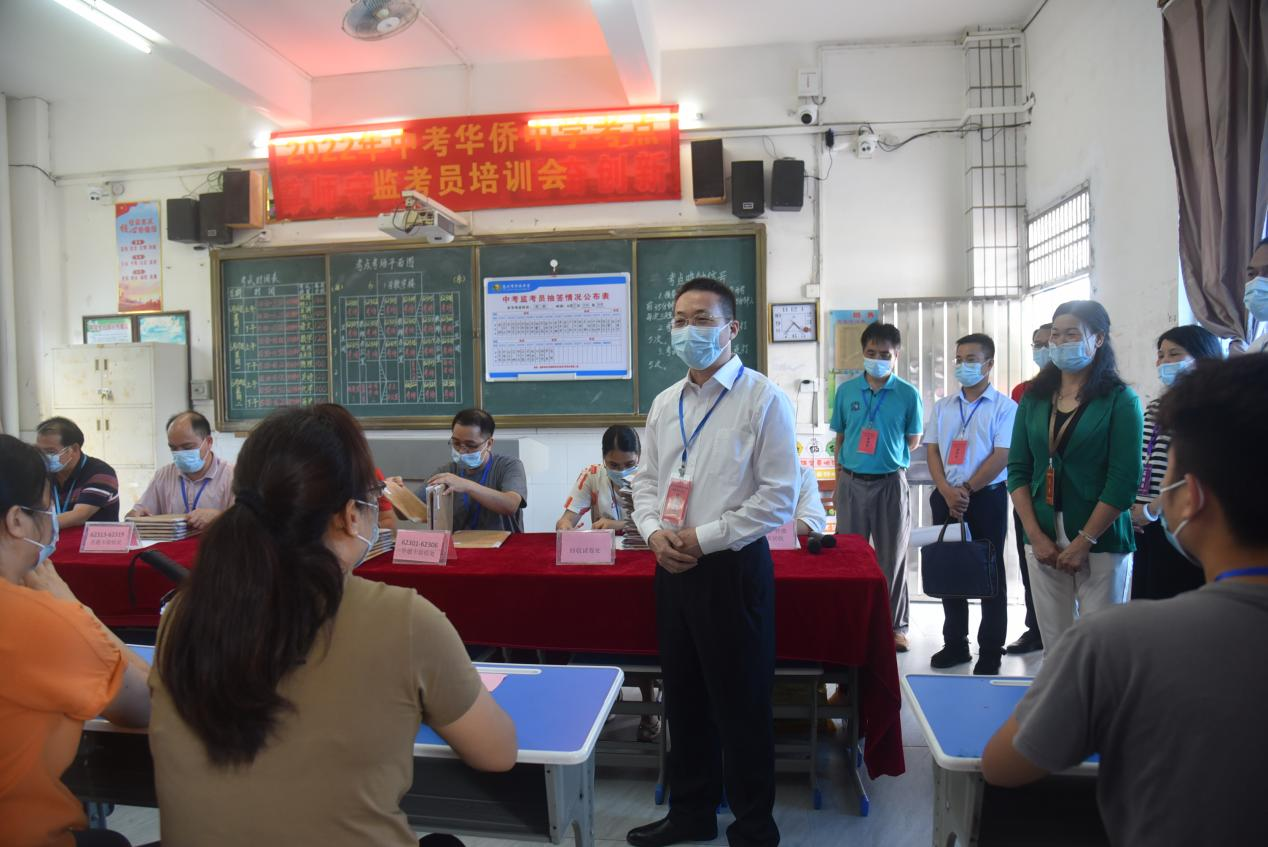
left=1245, top=238, right=1268, bottom=355
left=129, top=411, right=234, bottom=530
left=628, top=278, right=797, bottom=847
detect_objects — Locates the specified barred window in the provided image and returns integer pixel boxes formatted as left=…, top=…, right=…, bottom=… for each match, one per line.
left=1027, top=186, right=1091, bottom=290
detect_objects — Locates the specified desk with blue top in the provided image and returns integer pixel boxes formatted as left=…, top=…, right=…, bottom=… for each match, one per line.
left=902, top=674, right=1108, bottom=847
left=68, top=647, right=622, bottom=847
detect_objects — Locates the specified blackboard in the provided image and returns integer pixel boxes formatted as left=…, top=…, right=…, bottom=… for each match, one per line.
left=212, top=225, right=764, bottom=429
left=635, top=235, right=761, bottom=413
left=329, top=247, right=475, bottom=420
left=219, top=256, right=329, bottom=420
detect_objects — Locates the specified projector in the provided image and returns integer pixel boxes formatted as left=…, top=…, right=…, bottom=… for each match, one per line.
left=377, top=191, right=469, bottom=243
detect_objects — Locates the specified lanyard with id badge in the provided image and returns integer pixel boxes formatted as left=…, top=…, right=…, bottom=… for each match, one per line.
left=946, top=395, right=986, bottom=466
left=1045, top=403, right=1079, bottom=506
left=662, top=366, right=744, bottom=528
left=856, top=387, right=889, bottom=455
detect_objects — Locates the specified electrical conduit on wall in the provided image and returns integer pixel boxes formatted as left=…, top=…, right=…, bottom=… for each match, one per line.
left=0, top=96, right=21, bottom=435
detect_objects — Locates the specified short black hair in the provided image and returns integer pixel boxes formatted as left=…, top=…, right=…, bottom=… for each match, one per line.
left=36, top=416, right=84, bottom=449
left=674, top=277, right=736, bottom=322
left=1033, top=322, right=1053, bottom=339
left=1156, top=325, right=1223, bottom=361
left=0, top=434, right=49, bottom=520
left=167, top=411, right=212, bottom=440
left=601, top=425, right=640, bottom=456
left=452, top=408, right=495, bottom=437
left=861, top=322, right=901, bottom=349
left=1159, top=355, right=1268, bottom=547
left=956, top=333, right=995, bottom=360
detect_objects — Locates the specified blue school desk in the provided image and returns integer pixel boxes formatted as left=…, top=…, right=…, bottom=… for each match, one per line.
left=901, top=674, right=1108, bottom=847
left=70, top=646, right=622, bottom=847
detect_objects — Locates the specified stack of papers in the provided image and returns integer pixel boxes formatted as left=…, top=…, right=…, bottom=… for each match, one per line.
left=368, top=528, right=395, bottom=559
left=127, top=514, right=194, bottom=542
left=616, top=488, right=648, bottom=550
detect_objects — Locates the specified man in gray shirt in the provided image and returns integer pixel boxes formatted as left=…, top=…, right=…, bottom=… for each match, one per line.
left=425, top=408, right=527, bottom=532
left=982, top=354, right=1268, bottom=847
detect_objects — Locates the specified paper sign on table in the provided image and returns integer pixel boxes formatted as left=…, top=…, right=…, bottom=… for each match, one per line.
left=556, top=529, right=616, bottom=565
left=79, top=522, right=140, bottom=554
left=392, top=529, right=451, bottom=565
left=480, top=672, right=507, bottom=692
left=766, top=521, right=800, bottom=550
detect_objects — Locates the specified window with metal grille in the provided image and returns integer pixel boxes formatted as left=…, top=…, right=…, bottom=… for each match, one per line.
left=1027, top=185, right=1091, bottom=290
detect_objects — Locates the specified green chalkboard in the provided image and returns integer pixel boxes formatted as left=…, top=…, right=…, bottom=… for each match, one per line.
left=635, top=235, right=761, bottom=413
left=329, top=247, right=475, bottom=420
left=219, top=256, right=330, bottom=420
left=478, top=239, right=636, bottom=418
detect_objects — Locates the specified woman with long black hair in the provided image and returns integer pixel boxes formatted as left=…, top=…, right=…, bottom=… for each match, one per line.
left=150, top=403, right=515, bottom=846
left=1007, top=301, right=1144, bottom=650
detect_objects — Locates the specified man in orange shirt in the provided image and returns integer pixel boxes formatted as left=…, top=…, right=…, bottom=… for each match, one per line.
left=0, top=435, right=151, bottom=847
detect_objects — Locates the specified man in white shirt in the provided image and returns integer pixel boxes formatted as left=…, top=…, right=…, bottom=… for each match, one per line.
left=795, top=463, right=828, bottom=536
left=923, top=333, right=1017, bottom=675
left=628, top=278, right=797, bottom=847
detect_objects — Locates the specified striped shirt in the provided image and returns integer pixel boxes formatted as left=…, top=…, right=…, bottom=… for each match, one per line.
left=1137, top=398, right=1170, bottom=503
left=53, top=454, right=119, bottom=521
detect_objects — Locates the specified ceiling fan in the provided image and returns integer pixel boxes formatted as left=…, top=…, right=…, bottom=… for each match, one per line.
left=342, top=0, right=420, bottom=41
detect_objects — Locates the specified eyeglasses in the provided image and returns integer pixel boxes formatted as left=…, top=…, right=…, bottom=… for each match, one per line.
left=355, top=498, right=381, bottom=517
left=448, top=437, right=489, bottom=454
left=38, top=446, right=70, bottom=458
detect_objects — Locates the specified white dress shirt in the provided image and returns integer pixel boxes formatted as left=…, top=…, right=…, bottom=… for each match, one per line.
left=795, top=463, right=828, bottom=534
left=633, top=355, right=798, bottom=555
left=921, top=382, right=1018, bottom=488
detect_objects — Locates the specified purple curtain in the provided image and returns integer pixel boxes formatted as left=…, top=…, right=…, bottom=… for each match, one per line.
left=1163, top=0, right=1268, bottom=350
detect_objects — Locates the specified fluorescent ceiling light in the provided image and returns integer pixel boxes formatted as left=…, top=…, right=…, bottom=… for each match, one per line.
left=48, top=0, right=155, bottom=54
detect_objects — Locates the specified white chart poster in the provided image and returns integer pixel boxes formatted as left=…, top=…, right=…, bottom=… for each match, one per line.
left=483, top=273, right=632, bottom=381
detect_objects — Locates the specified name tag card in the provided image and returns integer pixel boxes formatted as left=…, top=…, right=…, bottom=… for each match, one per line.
left=393, top=530, right=451, bottom=565
left=767, top=521, right=800, bottom=550
left=946, top=439, right=969, bottom=466
left=79, top=522, right=139, bottom=554
left=857, top=428, right=879, bottom=455
left=556, top=529, right=616, bottom=565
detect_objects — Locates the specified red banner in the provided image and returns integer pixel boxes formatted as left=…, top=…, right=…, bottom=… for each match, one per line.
left=268, top=106, right=680, bottom=221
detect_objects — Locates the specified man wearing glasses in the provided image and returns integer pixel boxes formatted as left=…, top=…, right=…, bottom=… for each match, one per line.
left=425, top=408, right=527, bottom=532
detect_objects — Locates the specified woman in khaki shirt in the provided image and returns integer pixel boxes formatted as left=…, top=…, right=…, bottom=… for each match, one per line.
left=149, top=404, right=516, bottom=846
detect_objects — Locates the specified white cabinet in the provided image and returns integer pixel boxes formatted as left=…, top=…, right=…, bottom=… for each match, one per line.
left=50, top=343, right=189, bottom=514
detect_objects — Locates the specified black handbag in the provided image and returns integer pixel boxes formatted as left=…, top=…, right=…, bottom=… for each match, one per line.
left=921, top=516, right=998, bottom=599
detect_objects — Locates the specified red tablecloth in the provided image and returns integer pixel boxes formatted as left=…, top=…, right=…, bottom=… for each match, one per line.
left=52, top=527, right=904, bottom=778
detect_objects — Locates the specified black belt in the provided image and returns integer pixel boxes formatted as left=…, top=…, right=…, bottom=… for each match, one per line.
left=976, top=481, right=1007, bottom=493
left=839, top=468, right=899, bottom=482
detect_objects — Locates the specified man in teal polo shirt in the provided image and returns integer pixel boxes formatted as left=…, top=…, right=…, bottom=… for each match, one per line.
left=832, top=322, right=924, bottom=650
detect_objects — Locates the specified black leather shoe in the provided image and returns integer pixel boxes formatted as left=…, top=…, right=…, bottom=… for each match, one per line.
left=627, top=817, right=717, bottom=847
left=1006, top=631, right=1043, bottom=655
left=930, top=644, right=972, bottom=669
left=973, top=653, right=1002, bottom=675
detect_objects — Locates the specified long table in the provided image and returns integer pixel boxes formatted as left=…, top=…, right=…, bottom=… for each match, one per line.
left=51, top=528, right=905, bottom=779
left=69, top=646, right=622, bottom=846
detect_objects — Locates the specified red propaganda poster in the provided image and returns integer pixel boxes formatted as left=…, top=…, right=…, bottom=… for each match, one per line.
left=268, top=106, right=681, bottom=221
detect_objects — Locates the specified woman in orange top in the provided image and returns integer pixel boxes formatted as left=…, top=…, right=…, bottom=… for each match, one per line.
left=0, top=434, right=152, bottom=847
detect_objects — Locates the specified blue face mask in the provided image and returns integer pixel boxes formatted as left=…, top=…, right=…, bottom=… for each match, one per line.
left=452, top=445, right=487, bottom=470
left=43, top=448, right=67, bottom=474
left=1049, top=339, right=1095, bottom=372
left=1157, top=358, right=1194, bottom=388
left=1158, top=478, right=1202, bottom=568
left=171, top=443, right=206, bottom=475
left=607, top=465, right=638, bottom=484
left=954, top=362, right=986, bottom=387
left=671, top=324, right=729, bottom=370
left=1245, top=277, right=1268, bottom=321
left=1032, top=346, right=1050, bottom=369
left=20, top=506, right=59, bottom=564
left=863, top=358, right=893, bottom=379
left=352, top=500, right=380, bottom=569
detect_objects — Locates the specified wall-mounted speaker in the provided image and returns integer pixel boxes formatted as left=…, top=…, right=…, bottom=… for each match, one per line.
left=222, top=169, right=267, bottom=228
left=166, top=198, right=200, bottom=243
left=691, top=139, right=725, bottom=205
left=198, top=192, right=233, bottom=245
left=731, top=161, right=764, bottom=219
left=771, top=160, right=805, bottom=211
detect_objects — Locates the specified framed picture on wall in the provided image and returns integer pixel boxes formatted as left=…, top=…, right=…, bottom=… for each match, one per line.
left=137, top=311, right=189, bottom=345
left=83, top=315, right=136, bottom=344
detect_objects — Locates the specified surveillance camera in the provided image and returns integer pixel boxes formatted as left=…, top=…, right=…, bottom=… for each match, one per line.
left=87, top=185, right=106, bottom=202
left=856, top=132, right=879, bottom=159
left=796, top=103, right=819, bottom=126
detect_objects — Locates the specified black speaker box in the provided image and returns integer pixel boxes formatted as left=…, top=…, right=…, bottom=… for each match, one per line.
left=691, top=139, right=725, bottom=205
left=198, top=192, right=233, bottom=245
left=731, top=161, right=764, bottom=218
left=771, top=159, right=805, bottom=211
left=166, top=198, right=201, bottom=244
left=222, top=169, right=266, bottom=228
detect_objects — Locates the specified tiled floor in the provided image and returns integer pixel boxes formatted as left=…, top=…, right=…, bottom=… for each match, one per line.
left=104, top=600, right=1045, bottom=846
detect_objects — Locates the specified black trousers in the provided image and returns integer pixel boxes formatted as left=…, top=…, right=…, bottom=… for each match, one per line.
left=1130, top=520, right=1205, bottom=600
left=929, top=485, right=1009, bottom=656
left=656, top=538, right=778, bottom=847
left=1012, top=511, right=1040, bottom=636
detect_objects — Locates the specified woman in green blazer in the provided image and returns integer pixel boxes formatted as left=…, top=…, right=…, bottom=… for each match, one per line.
left=1007, top=300, right=1143, bottom=650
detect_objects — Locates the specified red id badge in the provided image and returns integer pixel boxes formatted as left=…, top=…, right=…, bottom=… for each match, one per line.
left=662, top=475, right=692, bottom=528
left=857, top=428, right=879, bottom=455
left=1044, top=463, right=1055, bottom=506
left=947, top=439, right=969, bottom=466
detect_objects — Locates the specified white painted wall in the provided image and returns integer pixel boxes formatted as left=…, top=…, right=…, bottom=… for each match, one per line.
left=35, top=41, right=971, bottom=529
left=1025, top=0, right=1180, bottom=400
